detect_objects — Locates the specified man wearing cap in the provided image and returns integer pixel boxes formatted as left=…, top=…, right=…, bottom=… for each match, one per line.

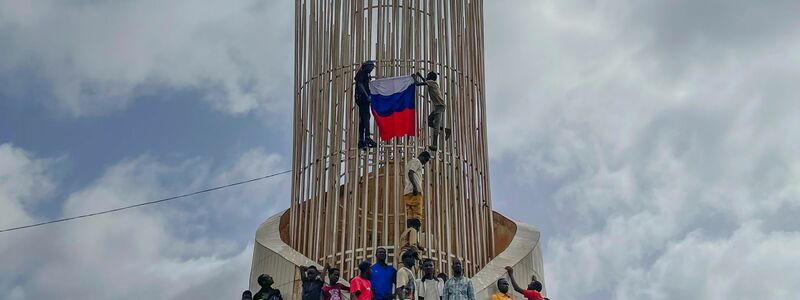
left=395, top=250, right=419, bottom=300
left=355, top=60, right=378, bottom=149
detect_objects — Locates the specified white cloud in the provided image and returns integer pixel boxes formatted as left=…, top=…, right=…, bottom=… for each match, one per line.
left=615, top=223, right=800, bottom=300
left=0, top=0, right=293, bottom=117
left=0, top=144, right=289, bottom=300
left=484, top=1, right=800, bottom=299
left=0, top=143, right=55, bottom=227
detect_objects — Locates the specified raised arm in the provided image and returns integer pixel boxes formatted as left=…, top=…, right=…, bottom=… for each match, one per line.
left=412, top=72, right=428, bottom=86
left=321, top=264, right=329, bottom=283
left=504, top=266, right=525, bottom=294
left=299, top=265, right=309, bottom=282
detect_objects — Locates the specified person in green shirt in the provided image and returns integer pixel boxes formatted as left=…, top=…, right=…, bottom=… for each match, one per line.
left=442, top=259, right=475, bottom=300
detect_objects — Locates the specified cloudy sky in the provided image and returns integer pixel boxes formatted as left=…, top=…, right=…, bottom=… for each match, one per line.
left=1, top=1, right=799, bottom=299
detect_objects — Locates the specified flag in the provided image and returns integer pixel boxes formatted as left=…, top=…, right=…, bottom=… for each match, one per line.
left=369, top=75, right=416, bottom=141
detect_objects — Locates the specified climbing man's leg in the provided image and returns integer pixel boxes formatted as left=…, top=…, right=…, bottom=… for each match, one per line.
left=428, top=105, right=445, bottom=151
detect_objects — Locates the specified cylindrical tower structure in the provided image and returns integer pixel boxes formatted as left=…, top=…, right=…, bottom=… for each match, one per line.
left=289, top=0, right=492, bottom=279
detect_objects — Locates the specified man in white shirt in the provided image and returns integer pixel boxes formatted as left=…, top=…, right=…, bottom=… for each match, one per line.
left=396, top=250, right=419, bottom=300
left=416, top=258, right=444, bottom=300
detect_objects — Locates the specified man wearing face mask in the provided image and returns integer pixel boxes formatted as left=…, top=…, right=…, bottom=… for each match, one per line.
left=442, top=259, right=474, bottom=300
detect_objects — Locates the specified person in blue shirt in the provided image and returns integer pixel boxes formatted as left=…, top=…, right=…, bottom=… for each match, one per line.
left=370, top=247, right=396, bottom=300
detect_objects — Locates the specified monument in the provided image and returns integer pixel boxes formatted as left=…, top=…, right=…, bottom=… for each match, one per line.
left=250, top=1, right=545, bottom=298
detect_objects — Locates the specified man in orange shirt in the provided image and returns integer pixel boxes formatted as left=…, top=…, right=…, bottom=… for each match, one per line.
left=491, top=278, right=513, bottom=300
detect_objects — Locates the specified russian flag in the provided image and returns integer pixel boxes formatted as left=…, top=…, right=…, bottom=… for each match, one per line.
left=369, top=75, right=416, bottom=141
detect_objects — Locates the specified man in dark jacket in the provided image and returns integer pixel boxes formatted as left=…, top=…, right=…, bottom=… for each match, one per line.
left=355, top=60, right=378, bottom=149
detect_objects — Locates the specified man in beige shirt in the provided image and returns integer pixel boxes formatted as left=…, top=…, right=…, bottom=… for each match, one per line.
left=414, top=71, right=451, bottom=152
left=402, top=151, right=431, bottom=251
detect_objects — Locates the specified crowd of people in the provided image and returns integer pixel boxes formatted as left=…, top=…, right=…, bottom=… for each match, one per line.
left=243, top=249, right=548, bottom=300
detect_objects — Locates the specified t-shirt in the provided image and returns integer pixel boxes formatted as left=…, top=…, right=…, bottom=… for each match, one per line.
left=442, top=276, right=475, bottom=300
left=322, top=284, right=344, bottom=300
left=350, top=276, right=373, bottom=300
left=403, top=158, right=424, bottom=195
left=491, top=292, right=513, bottom=300
left=371, top=263, right=396, bottom=300
left=522, top=290, right=545, bottom=300
left=253, top=288, right=283, bottom=300
left=415, top=277, right=444, bottom=300
left=396, top=267, right=417, bottom=300
left=425, top=80, right=445, bottom=107
left=302, top=279, right=324, bottom=300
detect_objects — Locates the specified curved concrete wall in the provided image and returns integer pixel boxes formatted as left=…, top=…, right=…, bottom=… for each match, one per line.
left=250, top=210, right=544, bottom=299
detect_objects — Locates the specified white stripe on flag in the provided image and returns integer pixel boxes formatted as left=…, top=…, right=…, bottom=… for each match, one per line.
left=369, top=75, right=415, bottom=96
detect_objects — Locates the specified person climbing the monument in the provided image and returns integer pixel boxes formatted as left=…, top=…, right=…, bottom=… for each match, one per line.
left=351, top=260, right=375, bottom=300
left=371, top=247, right=397, bottom=300
left=395, top=250, right=418, bottom=300
left=491, top=279, right=512, bottom=300
left=504, top=266, right=545, bottom=300
left=402, top=151, right=431, bottom=251
left=443, top=259, right=475, bottom=300
left=413, top=71, right=451, bottom=152
left=322, top=263, right=349, bottom=300
left=355, top=60, right=378, bottom=150
left=416, top=258, right=445, bottom=300
left=253, top=274, right=283, bottom=300
left=299, top=265, right=325, bottom=300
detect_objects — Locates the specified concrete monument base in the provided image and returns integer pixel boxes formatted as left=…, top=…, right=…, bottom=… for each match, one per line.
left=250, top=210, right=545, bottom=299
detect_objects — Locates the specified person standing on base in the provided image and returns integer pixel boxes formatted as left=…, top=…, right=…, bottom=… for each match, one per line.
left=442, top=259, right=475, bottom=300
left=299, top=265, right=325, bottom=300
left=253, top=274, right=283, bottom=300
left=403, top=151, right=431, bottom=251
left=322, top=264, right=349, bottom=300
left=505, top=266, right=544, bottom=300
left=416, top=258, right=444, bottom=300
left=413, top=71, right=451, bottom=152
left=355, top=60, right=378, bottom=150
left=395, top=250, right=419, bottom=300
left=351, top=261, right=375, bottom=300
left=371, top=248, right=396, bottom=300
left=491, top=279, right=512, bottom=300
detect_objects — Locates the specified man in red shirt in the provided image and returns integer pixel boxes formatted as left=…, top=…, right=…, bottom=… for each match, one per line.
left=350, top=261, right=374, bottom=300
left=504, top=266, right=544, bottom=300
left=322, top=264, right=349, bottom=300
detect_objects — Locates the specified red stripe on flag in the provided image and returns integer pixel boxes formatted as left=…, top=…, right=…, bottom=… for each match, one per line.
left=372, top=108, right=416, bottom=141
